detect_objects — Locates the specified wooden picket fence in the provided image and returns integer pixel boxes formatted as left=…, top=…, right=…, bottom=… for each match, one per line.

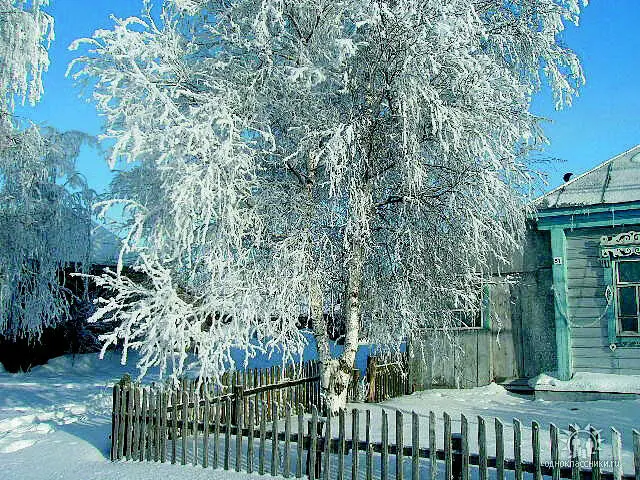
left=110, top=358, right=640, bottom=480
left=367, top=351, right=412, bottom=402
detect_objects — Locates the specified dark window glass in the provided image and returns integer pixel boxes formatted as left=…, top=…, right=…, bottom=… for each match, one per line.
left=620, top=316, right=639, bottom=333
left=618, top=261, right=640, bottom=283
left=618, top=287, right=637, bottom=317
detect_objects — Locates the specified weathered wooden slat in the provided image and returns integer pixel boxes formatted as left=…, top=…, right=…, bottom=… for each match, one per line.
left=633, top=429, right=640, bottom=480
left=429, top=411, right=436, bottom=480
left=235, top=386, right=243, bottom=472
left=412, top=412, right=420, bottom=480
left=478, top=416, right=487, bottom=480
left=126, top=385, right=134, bottom=460
left=271, top=403, right=279, bottom=477
left=192, top=392, right=198, bottom=466
left=140, top=388, right=148, bottom=462
left=533, top=421, right=541, bottom=480
left=551, top=423, right=560, bottom=480
left=323, top=410, right=332, bottom=480
left=461, top=414, right=469, bottom=480
left=514, top=418, right=522, bottom=480
left=496, top=418, right=504, bottom=480
left=259, top=401, right=267, bottom=476
left=444, top=412, right=452, bottom=480
left=247, top=400, right=255, bottom=474
left=161, top=390, right=168, bottom=463
left=284, top=403, right=291, bottom=478
left=118, top=385, right=127, bottom=460
left=339, top=408, right=347, bottom=480
left=202, top=398, right=209, bottom=468
left=310, top=406, right=318, bottom=480
left=224, top=397, right=232, bottom=470
left=612, top=427, right=623, bottom=480
left=111, top=385, right=121, bottom=461
left=381, top=409, right=388, bottom=480
left=397, top=410, right=404, bottom=480
left=170, top=391, right=177, bottom=464
left=366, top=410, right=372, bottom=480
left=353, top=408, right=360, bottom=480
left=591, top=426, right=601, bottom=480
left=148, top=389, right=155, bottom=461
left=296, top=405, right=303, bottom=479
left=181, top=389, right=187, bottom=465
left=133, top=386, right=141, bottom=460
left=214, top=399, right=221, bottom=468
left=569, top=424, right=578, bottom=480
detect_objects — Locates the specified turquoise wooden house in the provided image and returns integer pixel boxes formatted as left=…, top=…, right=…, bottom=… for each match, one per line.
left=534, top=144, right=640, bottom=381
left=408, top=145, right=640, bottom=391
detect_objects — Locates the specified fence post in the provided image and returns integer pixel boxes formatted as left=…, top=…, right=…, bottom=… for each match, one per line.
left=551, top=423, right=560, bottom=480
left=381, top=409, right=388, bottom=480
left=296, top=404, right=303, bottom=478
left=284, top=403, right=291, bottom=478
left=171, top=391, right=177, bottom=464
left=429, top=411, right=436, bottom=480
left=323, top=411, right=332, bottom=480
left=259, top=401, right=267, bottom=475
left=271, top=403, right=279, bottom=477
left=235, top=384, right=244, bottom=472
left=181, top=389, right=188, bottom=465
left=590, top=426, right=601, bottom=480
left=247, top=400, right=255, bottom=474
left=203, top=398, right=209, bottom=468
left=532, top=421, right=541, bottom=480
left=444, top=412, right=452, bottom=480
left=478, top=416, right=487, bottom=480
left=366, top=410, right=372, bottom=480
left=460, top=413, right=469, bottom=480
left=224, top=397, right=232, bottom=470
left=353, top=409, right=360, bottom=480
left=514, top=418, right=522, bottom=480
left=125, top=385, right=134, bottom=460
left=633, top=429, right=640, bottom=480
left=111, top=385, right=121, bottom=461
left=398, top=410, right=405, bottom=480
left=612, top=427, right=622, bottom=480
left=412, top=412, right=420, bottom=480
left=309, top=405, right=319, bottom=480
left=495, top=418, right=504, bottom=480
left=339, top=408, right=346, bottom=480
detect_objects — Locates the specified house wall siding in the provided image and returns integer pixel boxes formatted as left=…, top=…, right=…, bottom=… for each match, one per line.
left=566, top=226, right=640, bottom=374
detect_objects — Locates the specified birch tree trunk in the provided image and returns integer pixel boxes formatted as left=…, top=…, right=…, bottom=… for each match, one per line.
left=316, top=234, right=365, bottom=414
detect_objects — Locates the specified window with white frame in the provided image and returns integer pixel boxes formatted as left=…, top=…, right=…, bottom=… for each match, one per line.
left=614, top=259, right=640, bottom=335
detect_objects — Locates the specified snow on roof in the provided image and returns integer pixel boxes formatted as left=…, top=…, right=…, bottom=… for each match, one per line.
left=536, top=144, right=640, bottom=210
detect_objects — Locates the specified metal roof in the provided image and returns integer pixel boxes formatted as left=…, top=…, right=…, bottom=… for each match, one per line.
left=536, top=144, right=640, bottom=210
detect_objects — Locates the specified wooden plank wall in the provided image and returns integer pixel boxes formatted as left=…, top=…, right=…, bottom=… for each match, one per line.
left=566, top=226, right=640, bottom=375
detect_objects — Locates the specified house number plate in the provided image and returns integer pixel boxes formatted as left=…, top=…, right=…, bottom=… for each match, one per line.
left=553, top=257, right=563, bottom=265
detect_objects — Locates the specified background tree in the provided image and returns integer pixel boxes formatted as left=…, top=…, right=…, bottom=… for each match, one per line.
left=0, top=1, right=93, bottom=342
left=71, top=0, right=585, bottom=410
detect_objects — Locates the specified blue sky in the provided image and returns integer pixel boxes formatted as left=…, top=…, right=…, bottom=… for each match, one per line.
left=17, top=0, right=640, bottom=195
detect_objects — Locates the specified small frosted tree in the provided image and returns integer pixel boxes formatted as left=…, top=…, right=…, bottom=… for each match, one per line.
left=0, top=1, right=93, bottom=340
left=71, top=0, right=584, bottom=410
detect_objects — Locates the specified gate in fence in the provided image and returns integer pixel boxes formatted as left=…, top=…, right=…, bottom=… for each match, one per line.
left=110, top=359, right=640, bottom=480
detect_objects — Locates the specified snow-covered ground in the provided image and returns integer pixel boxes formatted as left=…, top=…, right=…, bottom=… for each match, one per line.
left=2, top=352, right=640, bottom=479
left=0, top=352, right=286, bottom=480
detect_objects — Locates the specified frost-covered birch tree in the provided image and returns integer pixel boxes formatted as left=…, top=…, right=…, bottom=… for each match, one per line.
left=0, top=1, right=93, bottom=339
left=71, top=0, right=585, bottom=411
